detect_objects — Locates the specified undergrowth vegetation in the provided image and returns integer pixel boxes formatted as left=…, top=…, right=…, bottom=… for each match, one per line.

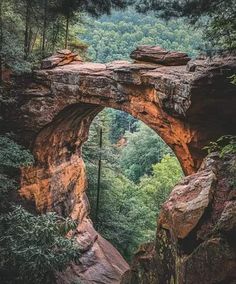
left=204, top=135, right=236, bottom=157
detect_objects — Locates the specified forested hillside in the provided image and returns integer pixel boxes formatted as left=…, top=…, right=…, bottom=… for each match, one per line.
left=83, top=109, right=183, bottom=260
left=81, top=8, right=205, bottom=62
left=0, top=0, right=235, bottom=283
left=0, top=0, right=127, bottom=76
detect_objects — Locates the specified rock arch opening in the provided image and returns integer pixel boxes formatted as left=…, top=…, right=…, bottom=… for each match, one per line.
left=83, top=108, right=183, bottom=262
left=20, top=100, right=186, bottom=215
left=19, top=101, right=186, bottom=283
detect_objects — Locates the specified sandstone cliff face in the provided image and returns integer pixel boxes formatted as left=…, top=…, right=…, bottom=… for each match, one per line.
left=122, top=153, right=236, bottom=284
left=4, top=48, right=236, bottom=175
left=18, top=103, right=129, bottom=283
left=1, top=47, right=236, bottom=284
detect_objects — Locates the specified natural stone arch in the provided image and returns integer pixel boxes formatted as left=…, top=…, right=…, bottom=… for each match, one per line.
left=3, top=49, right=235, bottom=283
left=19, top=98, right=191, bottom=283
left=12, top=58, right=236, bottom=177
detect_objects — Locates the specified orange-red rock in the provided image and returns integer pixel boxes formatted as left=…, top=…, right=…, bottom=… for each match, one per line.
left=159, top=167, right=216, bottom=239
left=1, top=47, right=236, bottom=284
left=130, top=45, right=191, bottom=65
left=7, top=53, right=236, bottom=176
left=41, top=49, right=79, bottom=69
left=122, top=154, right=236, bottom=284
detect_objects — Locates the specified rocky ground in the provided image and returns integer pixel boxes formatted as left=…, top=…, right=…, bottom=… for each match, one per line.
left=122, top=153, right=236, bottom=284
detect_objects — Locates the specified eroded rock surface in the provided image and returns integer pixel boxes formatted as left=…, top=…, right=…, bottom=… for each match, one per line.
left=122, top=154, right=236, bottom=284
left=130, top=45, right=191, bottom=65
left=57, top=220, right=129, bottom=284
left=4, top=48, right=236, bottom=175
left=160, top=167, right=216, bottom=239
left=41, top=49, right=82, bottom=69
left=18, top=103, right=129, bottom=283
left=1, top=46, right=236, bottom=284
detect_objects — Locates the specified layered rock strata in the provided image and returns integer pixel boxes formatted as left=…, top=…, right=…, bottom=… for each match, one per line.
left=1, top=46, right=236, bottom=283
left=5, top=48, right=236, bottom=175
left=41, top=49, right=83, bottom=69
left=130, top=45, right=191, bottom=65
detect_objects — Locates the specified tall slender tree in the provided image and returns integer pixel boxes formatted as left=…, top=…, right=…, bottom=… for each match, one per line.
left=42, top=0, right=48, bottom=57
left=55, top=0, right=128, bottom=49
left=95, top=127, right=103, bottom=224
left=24, top=0, right=31, bottom=59
left=0, top=0, right=3, bottom=82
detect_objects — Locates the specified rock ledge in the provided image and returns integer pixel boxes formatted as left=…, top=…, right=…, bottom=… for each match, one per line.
left=130, top=45, right=191, bottom=65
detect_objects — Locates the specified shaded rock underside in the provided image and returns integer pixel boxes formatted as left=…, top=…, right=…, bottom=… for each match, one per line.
left=1, top=47, right=236, bottom=283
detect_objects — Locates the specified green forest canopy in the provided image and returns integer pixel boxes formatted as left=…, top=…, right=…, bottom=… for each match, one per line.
left=1, top=0, right=235, bottom=281
left=80, top=8, right=205, bottom=62
left=136, top=0, right=236, bottom=51
left=83, top=109, right=183, bottom=260
left=1, top=0, right=234, bottom=78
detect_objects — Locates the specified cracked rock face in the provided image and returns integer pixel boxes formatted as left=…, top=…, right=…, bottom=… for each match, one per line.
left=122, top=154, right=236, bottom=284
left=4, top=49, right=236, bottom=175
left=159, top=167, right=216, bottom=239
left=1, top=46, right=236, bottom=284
left=41, top=49, right=82, bottom=69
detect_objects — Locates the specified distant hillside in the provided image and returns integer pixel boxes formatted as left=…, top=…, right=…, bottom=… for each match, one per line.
left=80, top=8, right=205, bottom=62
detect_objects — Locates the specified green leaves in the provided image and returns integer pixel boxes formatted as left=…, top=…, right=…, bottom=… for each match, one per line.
left=83, top=110, right=183, bottom=261
left=0, top=206, right=81, bottom=284
left=120, top=123, right=171, bottom=182
left=230, top=74, right=236, bottom=85
left=138, top=155, right=183, bottom=213
left=88, top=154, right=182, bottom=261
left=108, top=109, right=138, bottom=143
left=82, top=8, right=205, bottom=63
left=203, top=135, right=236, bottom=158
left=0, top=135, right=34, bottom=211
left=0, top=135, right=34, bottom=168
left=135, top=0, right=236, bottom=51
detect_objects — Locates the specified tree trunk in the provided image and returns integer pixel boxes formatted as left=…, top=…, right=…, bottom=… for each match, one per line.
left=0, top=0, right=3, bottom=83
left=24, top=0, right=30, bottom=59
left=52, top=19, right=60, bottom=52
left=95, top=127, right=103, bottom=225
left=31, top=28, right=39, bottom=53
left=52, top=22, right=56, bottom=52
left=42, top=0, right=48, bottom=58
left=65, top=15, right=69, bottom=49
